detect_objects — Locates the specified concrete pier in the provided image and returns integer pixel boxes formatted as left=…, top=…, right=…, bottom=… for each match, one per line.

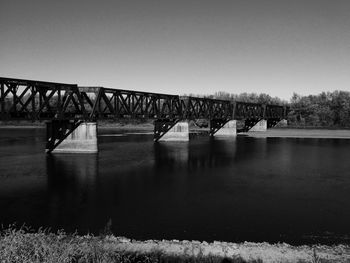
left=249, top=119, right=267, bottom=132
left=275, top=119, right=288, bottom=127
left=53, top=122, right=98, bottom=153
left=214, top=120, right=237, bottom=136
left=158, top=121, right=189, bottom=142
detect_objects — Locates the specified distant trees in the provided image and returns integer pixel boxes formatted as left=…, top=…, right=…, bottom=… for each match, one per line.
left=288, top=91, right=350, bottom=127
left=203, top=91, right=287, bottom=105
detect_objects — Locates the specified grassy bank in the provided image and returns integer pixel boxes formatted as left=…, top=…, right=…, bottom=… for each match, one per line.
left=0, top=227, right=247, bottom=263
left=1, top=227, right=350, bottom=263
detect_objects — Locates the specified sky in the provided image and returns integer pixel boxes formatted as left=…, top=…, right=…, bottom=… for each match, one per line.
left=1, top=0, right=350, bottom=100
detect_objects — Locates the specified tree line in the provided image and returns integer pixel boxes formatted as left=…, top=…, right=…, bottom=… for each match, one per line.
left=288, top=91, right=350, bottom=127
left=202, top=90, right=350, bottom=128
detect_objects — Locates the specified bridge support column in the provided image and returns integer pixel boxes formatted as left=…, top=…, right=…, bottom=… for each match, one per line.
left=154, top=120, right=189, bottom=142
left=267, top=118, right=288, bottom=128
left=46, top=121, right=98, bottom=153
left=275, top=119, right=288, bottom=127
left=210, top=119, right=236, bottom=137
left=249, top=119, right=267, bottom=132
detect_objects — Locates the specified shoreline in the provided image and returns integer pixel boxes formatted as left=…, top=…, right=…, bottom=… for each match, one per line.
left=243, top=128, right=350, bottom=139
left=1, top=230, right=350, bottom=262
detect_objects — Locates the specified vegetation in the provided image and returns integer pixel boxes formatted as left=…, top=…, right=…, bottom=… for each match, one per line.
left=0, top=226, right=251, bottom=263
left=206, top=91, right=287, bottom=105
left=2, top=225, right=346, bottom=263
left=288, top=91, right=350, bottom=127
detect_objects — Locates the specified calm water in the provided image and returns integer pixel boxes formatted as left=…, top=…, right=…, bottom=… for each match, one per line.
left=0, top=128, right=350, bottom=245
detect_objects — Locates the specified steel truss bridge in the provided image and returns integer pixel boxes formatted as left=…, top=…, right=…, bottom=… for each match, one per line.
left=0, top=77, right=288, bottom=121
left=0, top=77, right=289, bottom=150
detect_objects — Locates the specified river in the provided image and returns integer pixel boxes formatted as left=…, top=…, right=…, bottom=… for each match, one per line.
left=0, top=127, right=350, bottom=245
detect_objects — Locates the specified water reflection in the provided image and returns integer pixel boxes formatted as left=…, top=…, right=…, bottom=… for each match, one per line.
left=46, top=154, right=99, bottom=232
left=154, top=137, right=238, bottom=171
left=189, top=137, right=237, bottom=169
left=154, top=142, right=189, bottom=169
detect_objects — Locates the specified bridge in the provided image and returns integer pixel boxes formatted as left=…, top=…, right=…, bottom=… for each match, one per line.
left=0, top=77, right=289, bottom=153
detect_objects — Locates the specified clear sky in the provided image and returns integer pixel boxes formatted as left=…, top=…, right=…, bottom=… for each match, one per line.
left=1, top=0, right=350, bottom=100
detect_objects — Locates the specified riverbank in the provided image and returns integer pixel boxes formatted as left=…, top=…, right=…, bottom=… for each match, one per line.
left=244, top=128, right=350, bottom=139
left=1, top=228, right=350, bottom=263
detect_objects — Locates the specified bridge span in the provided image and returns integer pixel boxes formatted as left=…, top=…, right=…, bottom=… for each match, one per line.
left=0, top=77, right=289, bottom=153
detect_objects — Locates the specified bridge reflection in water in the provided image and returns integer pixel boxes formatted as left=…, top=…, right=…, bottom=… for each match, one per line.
left=46, top=154, right=99, bottom=231
left=154, top=137, right=238, bottom=169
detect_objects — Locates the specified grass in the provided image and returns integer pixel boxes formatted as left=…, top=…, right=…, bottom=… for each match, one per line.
left=0, top=225, right=252, bottom=263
